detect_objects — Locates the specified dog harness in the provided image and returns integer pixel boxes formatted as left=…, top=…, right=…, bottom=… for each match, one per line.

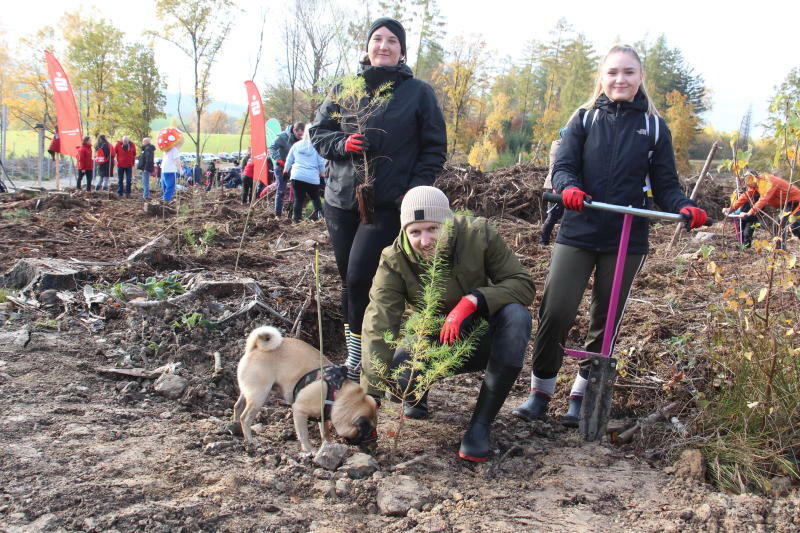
left=292, top=365, right=348, bottom=421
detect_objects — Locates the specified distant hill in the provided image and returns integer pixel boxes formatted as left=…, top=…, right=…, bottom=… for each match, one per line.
left=164, top=93, right=246, bottom=120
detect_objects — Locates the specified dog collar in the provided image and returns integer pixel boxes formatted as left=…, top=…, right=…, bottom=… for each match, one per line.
left=292, top=365, right=349, bottom=421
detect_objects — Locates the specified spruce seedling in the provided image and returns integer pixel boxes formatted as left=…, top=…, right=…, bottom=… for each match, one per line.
left=369, top=220, right=487, bottom=451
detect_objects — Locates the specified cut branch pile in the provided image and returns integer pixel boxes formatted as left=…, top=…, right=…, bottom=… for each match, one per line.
left=435, top=163, right=548, bottom=223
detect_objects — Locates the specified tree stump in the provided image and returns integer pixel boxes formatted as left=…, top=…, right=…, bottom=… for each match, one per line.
left=143, top=202, right=177, bottom=217
left=1, top=258, right=87, bottom=292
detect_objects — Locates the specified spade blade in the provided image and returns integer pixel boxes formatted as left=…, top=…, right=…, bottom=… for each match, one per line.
left=579, top=356, right=618, bottom=442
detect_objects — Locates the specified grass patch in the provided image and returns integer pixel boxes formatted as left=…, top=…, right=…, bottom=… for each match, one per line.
left=5, top=130, right=251, bottom=157
left=2, top=209, right=31, bottom=221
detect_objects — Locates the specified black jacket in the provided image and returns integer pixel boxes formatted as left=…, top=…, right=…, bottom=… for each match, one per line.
left=269, top=125, right=299, bottom=163
left=309, top=63, right=447, bottom=210
left=137, top=143, right=155, bottom=173
left=553, top=91, right=695, bottom=254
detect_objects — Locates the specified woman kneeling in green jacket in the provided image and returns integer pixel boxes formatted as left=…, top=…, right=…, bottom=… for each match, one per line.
left=361, top=186, right=535, bottom=462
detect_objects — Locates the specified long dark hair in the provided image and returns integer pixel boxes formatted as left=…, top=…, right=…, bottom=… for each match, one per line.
left=95, top=134, right=108, bottom=150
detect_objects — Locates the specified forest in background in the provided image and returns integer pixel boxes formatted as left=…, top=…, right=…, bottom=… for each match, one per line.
left=1, top=0, right=798, bottom=176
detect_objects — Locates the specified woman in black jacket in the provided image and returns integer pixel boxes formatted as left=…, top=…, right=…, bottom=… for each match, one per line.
left=309, top=17, right=447, bottom=382
left=513, top=44, right=708, bottom=425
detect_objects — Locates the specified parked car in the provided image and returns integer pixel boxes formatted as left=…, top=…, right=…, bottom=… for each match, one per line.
left=218, top=152, right=231, bottom=162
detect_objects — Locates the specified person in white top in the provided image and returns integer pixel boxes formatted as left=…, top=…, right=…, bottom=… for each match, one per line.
left=156, top=127, right=184, bottom=202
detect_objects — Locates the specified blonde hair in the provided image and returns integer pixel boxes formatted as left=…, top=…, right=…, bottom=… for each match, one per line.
left=580, top=44, right=659, bottom=116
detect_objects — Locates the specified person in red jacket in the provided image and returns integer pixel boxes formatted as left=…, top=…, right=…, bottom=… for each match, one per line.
left=241, top=156, right=255, bottom=204
left=76, top=136, right=93, bottom=191
left=724, top=170, right=800, bottom=247
left=114, top=136, right=137, bottom=198
left=47, top=133, right=60, bottom=160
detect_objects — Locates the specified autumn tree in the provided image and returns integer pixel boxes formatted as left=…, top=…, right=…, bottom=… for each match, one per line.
left=155, top=0, right=236, bottom=163
left=664, top=90, right=699, bottom=174
left=468, top=92, right=512, bottom=170
left=766, top=67, right=800, bottom=178
left=201, top=110, right=232, bottom=134
left=433, top=36, right=488, bottom=158
left=66, top=18, right=125, bottom=136
left=118, top=45, right=166, bottom=140
left=638, top=35, right=707, bottom=116
left=412, top=0, right=446, bottom=82
left=7, top=28, right=58, bottom=134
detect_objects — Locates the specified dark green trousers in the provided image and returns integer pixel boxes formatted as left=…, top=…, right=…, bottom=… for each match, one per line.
left=532, top=244, right=646, bottom=379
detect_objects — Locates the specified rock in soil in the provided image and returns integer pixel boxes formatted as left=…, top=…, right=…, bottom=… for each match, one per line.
left=153, top=373, right=189, bottom=399
left=314, top=441, right=349, bottom=470
left=341, top=452, right=379, bottom=479
left=376, top=475, right=432, bottom=516
left=665, top=448, right=706, bottom=481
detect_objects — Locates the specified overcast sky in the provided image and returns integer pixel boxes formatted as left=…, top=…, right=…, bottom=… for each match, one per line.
left=2, top=0, right=796, bottom=136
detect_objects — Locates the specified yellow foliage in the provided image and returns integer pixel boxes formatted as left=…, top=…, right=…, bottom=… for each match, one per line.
left=467, top=136, right=498, bottom=171
left=664, top=90, right=699, bottom=174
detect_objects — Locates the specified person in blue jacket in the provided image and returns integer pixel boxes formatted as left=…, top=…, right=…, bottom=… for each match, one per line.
left=284, top=130, right=326, bottom=222
left=513, top=44, right=708, bottom=426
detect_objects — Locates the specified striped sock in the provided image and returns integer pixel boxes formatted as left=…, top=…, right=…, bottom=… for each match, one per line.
left=345, top=331, right=362, bottom=382
left=531, top=373, right=556, bottom=398
left=569, top=374, right=588, bottom=398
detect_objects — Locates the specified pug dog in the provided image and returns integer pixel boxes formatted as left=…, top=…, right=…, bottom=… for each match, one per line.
left=233, top=326, right=378, bottom=453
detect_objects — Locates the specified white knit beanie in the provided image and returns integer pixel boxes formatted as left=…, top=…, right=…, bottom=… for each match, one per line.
left=400, top=186, right=453, bottom=229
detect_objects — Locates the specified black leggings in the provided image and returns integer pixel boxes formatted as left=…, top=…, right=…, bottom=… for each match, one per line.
left=242, top=176, right=253, bottom=204
left=391, top=303, right=532, bottom=395
left=325, top=204, right=401, bottom=335
left=77, top=170, right=93, bottom=191
left=292, top=180, right=323, bottom=222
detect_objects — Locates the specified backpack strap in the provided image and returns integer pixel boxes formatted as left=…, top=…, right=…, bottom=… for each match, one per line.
left=582, top=108, right=598, bottom=131
left=643, top=112, right=659, bottom=199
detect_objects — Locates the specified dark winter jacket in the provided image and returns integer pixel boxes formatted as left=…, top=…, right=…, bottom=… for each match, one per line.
left=309, top=63, right=447, bottom=210
left=95, top=142, right=113, bottom=176
left=137, top=143, right=155, bottom=173
left=361, top=215, right=535, bottom=396
left=553, top=90, right=695, bottom=254
left=269, top=125, right=299, bottom=164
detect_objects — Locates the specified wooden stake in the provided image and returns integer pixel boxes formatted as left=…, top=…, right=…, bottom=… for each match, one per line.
left=667, top=142, right=719, bottom=250
left=55, top=152, right=61, bottom=191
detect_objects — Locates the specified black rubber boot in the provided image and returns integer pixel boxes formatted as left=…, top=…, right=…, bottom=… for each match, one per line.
left=403, top=390, right=429, bottom=419
left=458, top=364, right=521, bottom=462
left=511, top=392, right=550, bottom=422
left=562, top=395, right=583, bottom=427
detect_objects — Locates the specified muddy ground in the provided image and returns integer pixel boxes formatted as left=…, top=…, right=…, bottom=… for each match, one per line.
left=1, top=167, right=798, bottom=532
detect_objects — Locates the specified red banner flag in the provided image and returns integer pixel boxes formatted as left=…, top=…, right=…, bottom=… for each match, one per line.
left=44, top=51, right=82, bottom=158
left=244, top=81, right=269, bottom=188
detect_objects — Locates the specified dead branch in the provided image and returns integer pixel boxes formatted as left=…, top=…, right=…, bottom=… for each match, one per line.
left=617, top=401, right=681, bottom=443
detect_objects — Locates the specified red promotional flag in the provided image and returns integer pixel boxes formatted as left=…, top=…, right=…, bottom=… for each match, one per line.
left=244, top=81, right=269, bottom=188
left=44, top=51, right=82, bottom=158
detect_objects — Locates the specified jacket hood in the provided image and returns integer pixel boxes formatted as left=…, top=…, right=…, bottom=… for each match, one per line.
left=293, top=139, right=317, bottom=158
left=594, top=88, right=649, bottom=113
left=359, top=62, right=413, bottom=92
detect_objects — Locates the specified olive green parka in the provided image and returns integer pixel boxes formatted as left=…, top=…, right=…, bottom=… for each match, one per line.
left=361, top=215, right=535, bottom=396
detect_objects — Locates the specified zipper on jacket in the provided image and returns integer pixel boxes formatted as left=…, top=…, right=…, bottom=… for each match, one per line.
left=600, top=102, right=622, bottom=251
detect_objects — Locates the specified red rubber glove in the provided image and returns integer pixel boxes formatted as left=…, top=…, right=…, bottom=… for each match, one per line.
left=276, top=159, right=285, bottom=168
left=440, top=296, right=478, bottom=345
left=562, top=186, right=590, bottom=211
left=680, top=206, right=708, bottom=230
left=344, top=134, right=369, bottom=154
